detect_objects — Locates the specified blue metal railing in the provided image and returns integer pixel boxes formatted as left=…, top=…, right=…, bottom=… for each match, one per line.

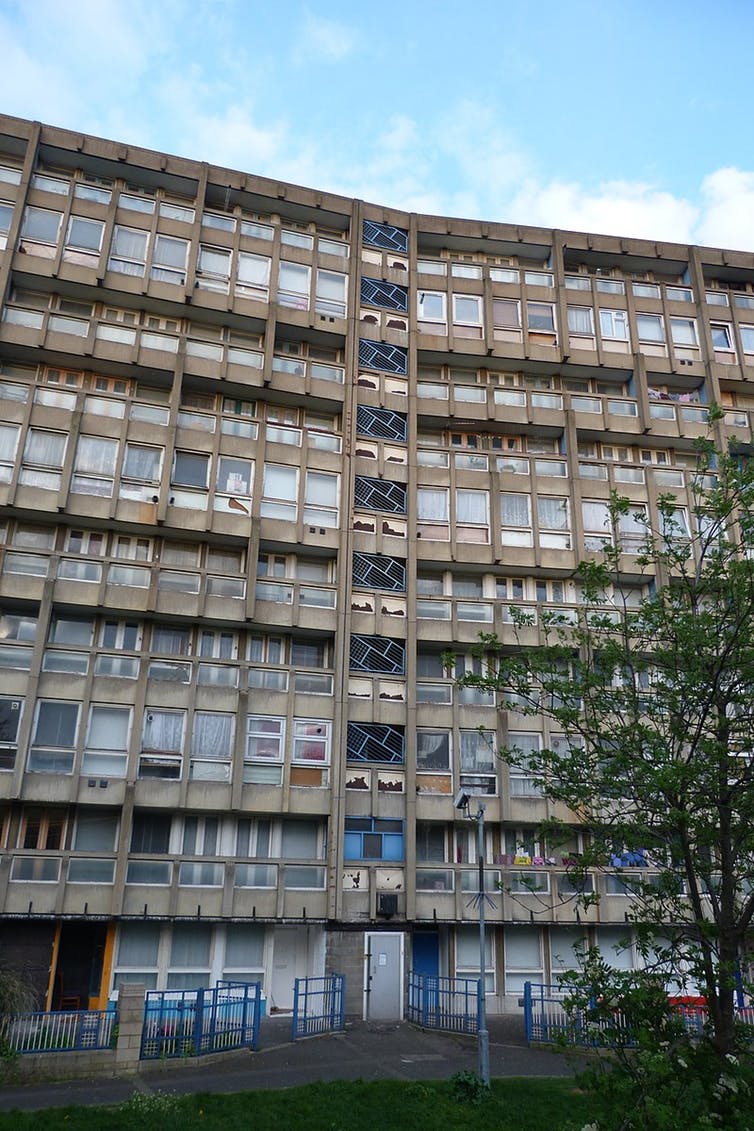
left=291, top=974, right=345, bottom=1040
left=407, top=971, right=480, bottom=1035
left=523, top=982, right=754, bottom=1048
left=140, top=980, right=261, bottom=1060
left=0, top=1008, right=116, bottom=1054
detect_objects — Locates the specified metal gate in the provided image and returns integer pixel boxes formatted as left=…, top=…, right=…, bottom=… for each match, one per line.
left=291, top=974, right=345, bottom=1040
left=407, top=971, right=480, bottom=1034
left=141, top=980, right=262, bottom=1059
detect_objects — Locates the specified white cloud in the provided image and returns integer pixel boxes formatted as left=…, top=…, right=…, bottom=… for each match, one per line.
left=295, top=14, right=357, bottom=63
left=695, top=168, right=754, bottom=251
left=507, top=179, right=700, bottom=246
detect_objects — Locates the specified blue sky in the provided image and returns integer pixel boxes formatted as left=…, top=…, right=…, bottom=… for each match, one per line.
left=2, top=0, right=754, bottom=249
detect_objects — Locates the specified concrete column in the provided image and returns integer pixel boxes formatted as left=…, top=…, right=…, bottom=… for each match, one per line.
left=114, top=983, right=145, bottom=1073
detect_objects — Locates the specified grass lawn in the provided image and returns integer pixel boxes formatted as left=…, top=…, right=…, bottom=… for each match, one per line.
left=0, top=1077, right=594, bottom=1130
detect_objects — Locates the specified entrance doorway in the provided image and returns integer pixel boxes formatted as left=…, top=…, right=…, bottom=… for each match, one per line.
left=364, top=932, right=403, bottom=1020
left=52, top=922, right=107, bottom=1010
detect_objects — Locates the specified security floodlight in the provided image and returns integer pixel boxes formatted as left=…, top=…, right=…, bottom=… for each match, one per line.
left=454, top=789, right=471, bottom=811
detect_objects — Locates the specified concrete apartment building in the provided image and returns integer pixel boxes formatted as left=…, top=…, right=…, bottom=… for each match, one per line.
left=0, top=113, right=751, bottom=1017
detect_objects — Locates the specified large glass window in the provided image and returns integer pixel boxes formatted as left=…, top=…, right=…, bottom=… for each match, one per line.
left=190, top=712, right=234, bottom=782
left=500, top=492, right=533, bottom=547
left=83, top=705, right=130, bottom=776
left=236, top=251, right=271, bottom=300
left=151, top=234, right=188, bottom=284
left=344, top=817, right=404, bottom=861
left=71, top=435, right=119, bottom=496
left=28, top=701, right=79, bottom=773
left=262, top=463, right=298, bottom=521
left=21, top=206, right=63, bottom=246
left=108, top=226, right=149, bottom=276
left=459, top=729, right=497, bottom=795
left=277, top=261, right=311, bottom=310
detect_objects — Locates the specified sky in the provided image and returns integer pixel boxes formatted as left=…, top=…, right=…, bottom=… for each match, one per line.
left=2, top=0, right=754, bottom=250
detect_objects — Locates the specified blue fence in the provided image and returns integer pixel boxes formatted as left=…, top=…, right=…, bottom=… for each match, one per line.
left=140, top=980, right=261, bottom=1060
left=523, top=982, right=754, bottom=1048
left=0, top=1008, right=116, bottom=1054
left=407, top=971, right=480, bottom=1035
left=291, top=974, right=345, bottom=1040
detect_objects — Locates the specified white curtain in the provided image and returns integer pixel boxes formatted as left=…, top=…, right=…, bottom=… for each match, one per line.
left=417, top=487, right=448, bottom=521
left=500, top=492, right=530, bottom=528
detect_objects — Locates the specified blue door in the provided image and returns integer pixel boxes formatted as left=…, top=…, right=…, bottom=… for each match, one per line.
left=412, top=930, right=439, bottom=977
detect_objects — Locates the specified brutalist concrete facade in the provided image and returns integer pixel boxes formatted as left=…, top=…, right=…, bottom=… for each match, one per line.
left=0, top=114, right=751, bottom=1015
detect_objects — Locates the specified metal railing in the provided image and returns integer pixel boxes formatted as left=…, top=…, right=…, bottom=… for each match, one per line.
left=523, top=983, right=754, bottom=1048
left=140, top=980, right=261, bottom=1060
left=407, top=971, right=480, bottom=1035
left=0, top=1008, right=116, bottom=1054
left=291, top=974, right=345, bottom=1040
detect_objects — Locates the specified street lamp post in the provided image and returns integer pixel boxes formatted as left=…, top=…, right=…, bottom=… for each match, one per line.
left=455, top=790, right=491, bottom=1087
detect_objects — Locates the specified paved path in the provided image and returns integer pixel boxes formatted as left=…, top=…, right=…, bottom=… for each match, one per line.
left=0, top=1015, right=575, bottom=1112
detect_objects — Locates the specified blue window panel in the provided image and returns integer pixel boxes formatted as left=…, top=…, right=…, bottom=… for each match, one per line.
left=353, top=475, right=407, bottom=514
left=352, top=552, right=406, bottom=592
left=356, top=406, right=408, bottom=442
left=344, top=817, right=405, bottom=861
left=362, top=220, right=408, bottom=253
left=360, top=277, right=409, bottom=312
left=350, top=634, right=405, bottom=675
left=347, top=722, right=405, bottom=764
left=358, top=339, right=407, bottom=376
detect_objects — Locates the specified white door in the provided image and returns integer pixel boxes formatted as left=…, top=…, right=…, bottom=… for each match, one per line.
left=364, top=932, right=404, bottom=1020
left=269, top=927, right=307, bottom=1011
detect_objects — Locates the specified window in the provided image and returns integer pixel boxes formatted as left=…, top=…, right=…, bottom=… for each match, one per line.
left=599, top=309, right=629, bottom=340
left=492, top=298, right=521, bottom=332
left=537, top=496, right=570, bottom=549
left=636, top=313, right=665, bottom=343
left=315, top=269, right=347, bottom=317
left=452, top=294, right=483, bottom=337
left=83, top=705, right=131, bottom=776
left=508, top=732, right=543, bottom=796
left=0, top=697, right=22, bottom=770
left=0, top=201, right=13, bottom=249
left=63, top=216, right=104, bottom=264
left=710, top=322, right=734, bottom=352
left=500, top=492, right=533, bottom=547
left=122, top=443, right=162, bottom=485
left=344, top=817, right=404, bottom=861
left=150, top=234, right=189, bottom=284
left=71, top=435, right=118, bottom=496
left=197, top=244, right=231, bottom=290
left=20, top=429, right=67, bottom=490
left=190, top=712, right=234, bottom=782
left=139, top=709, right=184, bottom=779
left=73, top=811, right=118, bottom=851
left=457, top=489, right=490, bottom=542
left=49, top=616, right=93, bottom=646
left=130, top=812, right=171, bottom=853
left=504, top=927, right=540, bottom=994
left=417, top=291, right=447, bottom=331
left=417, top=730, right=451, bottom=775
left=20, top=206, right=63, bottom=248
left=457, top=925, right=495, bottom=992
left=304, top=470, right=339, bottom=526
left=460, top=729, right=497, bottom=794
left=277, top=261, right=311, bottom=309
left=0, top=422, right=19, bottom=482
left=670, top=318, right=698, bottom=347
left=595, top=277, right=624, bottom=295
left=108, top=226, right=149, bottom=276
left=527, top=302, right=556, bottom=338
left=151, top=624, right=191, bottom=655
left=172, top=451, right=210, bottom=489
left=28, top=701, right=79, bottom=773
left=417, top=487, right=449, bottom=539
left=236, top=252, right=271, bottom=300
left=245, top=716, right=284, bottom=785
left=292, top=720, right=331, bottom=764
left=567, top=306, right=594, bottom=337
left=261, top=463, right=298, bottom=521
left=101, top=620, right=141, bottom=650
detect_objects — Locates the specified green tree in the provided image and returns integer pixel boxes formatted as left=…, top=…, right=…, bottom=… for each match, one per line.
left=455, top=435, right=754, bottom=1066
